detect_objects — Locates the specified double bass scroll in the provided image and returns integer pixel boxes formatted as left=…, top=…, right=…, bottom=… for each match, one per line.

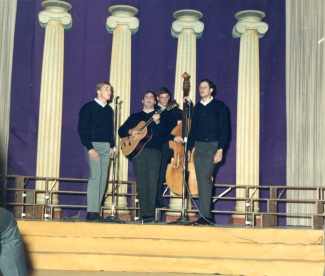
left=165, top=72, right=198, bottom=196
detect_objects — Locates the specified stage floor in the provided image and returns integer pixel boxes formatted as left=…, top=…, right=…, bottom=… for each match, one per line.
left=28, top=270, right=216, bottom=276
left=17, top=219, right=324, bottom=276
left=19, top=216, right=313, bottom=229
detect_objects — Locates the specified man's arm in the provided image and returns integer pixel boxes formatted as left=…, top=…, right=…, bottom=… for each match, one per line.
left=118, top=114, right=137, bottom=138
left=77, top=106, right=93, bottom=150
left=216, top=103, right=230, bottom=150
left=108, top=107, right=115, bottom=148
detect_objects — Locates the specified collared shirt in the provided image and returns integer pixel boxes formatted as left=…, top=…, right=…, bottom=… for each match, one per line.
left=143, top=108, right=155, bottom=113
left=200, top=96, right=213, bottom=106
left=94, top=98, right=107, bottom=107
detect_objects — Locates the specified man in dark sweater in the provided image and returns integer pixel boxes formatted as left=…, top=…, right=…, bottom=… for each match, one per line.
left=78, top=81, right=115, bottom=221
left=118, top=91, right=167, bottom=223
left=0, top=207, right=28, bottom=276
left=187, top=79, right=229, bottom=225
left=155, top=87, right=183, bottom=208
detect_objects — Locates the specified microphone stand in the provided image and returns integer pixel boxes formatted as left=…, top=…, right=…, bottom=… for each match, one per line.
left=169, top=101, right=192, bottom=225
left=99, top=96, right=125, bottom=223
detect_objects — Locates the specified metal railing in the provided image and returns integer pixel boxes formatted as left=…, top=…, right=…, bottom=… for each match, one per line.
left=1, top=175, right=325, bottom=229
left=1, top=175, right=138, bottom=220
left=155, top=184, right=325, bottom=229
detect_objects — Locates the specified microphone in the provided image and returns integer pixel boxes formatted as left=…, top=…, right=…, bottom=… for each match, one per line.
left=114, top=96, right=120, bottom=100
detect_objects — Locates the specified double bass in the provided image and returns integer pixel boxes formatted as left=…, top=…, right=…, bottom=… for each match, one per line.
left=165, top=72, right=198, bottom=196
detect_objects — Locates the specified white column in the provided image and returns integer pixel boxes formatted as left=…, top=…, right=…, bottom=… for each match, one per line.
left=167, top=10, right=204, bottom=219
left=105, top=5, right=139, bottom=217
left=36, top=0, right=72, bottom=209
left=0, top=0, right=17, bottom=207
left=286, top=0, right=325, bottom=226
left=232, top=10, right=268, bottom=222
left=172, top=9, right=204, bottom=104
left=0, top=0, right=17, bottom=178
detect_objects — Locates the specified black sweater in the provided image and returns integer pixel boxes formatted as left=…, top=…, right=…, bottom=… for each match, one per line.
left=118, top=109, right=167, bottom=151
left=78, top=101, right=115, bottom=150
left=158, top=105, right=183, bottom=142
left=188, top=99, right=229, bottom=151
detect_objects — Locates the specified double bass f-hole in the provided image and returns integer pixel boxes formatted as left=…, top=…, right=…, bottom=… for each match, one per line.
left=172, top=153, right=183, bottom=169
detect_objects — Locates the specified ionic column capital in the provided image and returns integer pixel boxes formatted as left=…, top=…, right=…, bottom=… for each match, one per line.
left=232, top=10, right=268, bottom=39
left=171, top=9, right=204, bottom=38
left=106, top=5, right=139, bottom=34
left=39, top=0, right=72, bottom=30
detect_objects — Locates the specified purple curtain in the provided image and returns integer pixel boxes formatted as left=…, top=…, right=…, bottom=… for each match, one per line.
left=9, top=0, right=286, bottom=222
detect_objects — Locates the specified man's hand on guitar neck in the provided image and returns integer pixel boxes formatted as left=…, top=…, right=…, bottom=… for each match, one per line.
left=152, top=112, right=160, bottom=124
left=182, top=96, right=192, bottom=103
left=129, top=128, right=140, bottom=137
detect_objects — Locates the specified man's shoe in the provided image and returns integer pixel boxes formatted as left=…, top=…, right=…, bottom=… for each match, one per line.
left=195, top=217, right=214, bottom=225
left=86, top=212, right=102, bottom=221
left=143, top=217, right=157, bottom=224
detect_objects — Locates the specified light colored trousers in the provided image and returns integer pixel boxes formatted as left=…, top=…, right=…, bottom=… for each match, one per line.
left=84, top=142, right=111, bottom=212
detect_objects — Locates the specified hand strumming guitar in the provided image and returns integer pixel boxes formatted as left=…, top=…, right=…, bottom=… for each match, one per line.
left=128, top=128, right=140, bottom=138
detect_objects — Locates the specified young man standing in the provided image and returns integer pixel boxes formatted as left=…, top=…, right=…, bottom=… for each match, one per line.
left=187, top=79, right=229, bottom=225
left=155, top=87, right=183, bottom=208
left=78, top=81, right=115, bottom=221
left=118, top=91, right=167, bottom=223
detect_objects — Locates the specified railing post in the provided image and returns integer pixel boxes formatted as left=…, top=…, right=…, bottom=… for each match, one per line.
left=261, top=187, right=278, bottom=227
left=14, top=177, right=25, bottom=218
left=312, top=188, right=324, bottom=229
left=44, top=178, right=51, bottom=219
left=131, top=181, right=137, bottom=220
left=25, top=189, right=44, bottom=219
left=244, top=186, right=250, bottom=225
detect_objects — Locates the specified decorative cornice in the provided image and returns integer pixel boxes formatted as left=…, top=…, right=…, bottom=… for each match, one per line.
left=232, top=10, right=268, bottom=39
left=106, top=5, right=139, bottom=34
left=171, top=9, right=204, bottom=39
left=39, top=0, right=72, bottom=30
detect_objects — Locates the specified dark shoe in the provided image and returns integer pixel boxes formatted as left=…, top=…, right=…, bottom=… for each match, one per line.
left=194, top=217, right=214, bottom=225
left=143, top=217, right=157, bottom=224
left=155, top=201, right=166, bottom=208
left=86, top=212, right=102, bottom=221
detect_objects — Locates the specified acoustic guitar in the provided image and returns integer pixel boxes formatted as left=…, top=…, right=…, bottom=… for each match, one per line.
left=120, top=100, right=177, bottom=159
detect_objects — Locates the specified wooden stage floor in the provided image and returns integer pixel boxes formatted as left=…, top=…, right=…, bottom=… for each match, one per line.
left=17, top=218, right=324, bottom=276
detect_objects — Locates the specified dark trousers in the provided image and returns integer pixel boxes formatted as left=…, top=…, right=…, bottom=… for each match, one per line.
left=133, top=148, right=162, bottom=218
left=156, top=142, right=172, bottom=204
left=194, top=141, right=219, bottom=218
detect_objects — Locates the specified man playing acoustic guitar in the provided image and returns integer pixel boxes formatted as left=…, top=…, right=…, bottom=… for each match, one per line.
left=118, top=91, right=167, bottom=223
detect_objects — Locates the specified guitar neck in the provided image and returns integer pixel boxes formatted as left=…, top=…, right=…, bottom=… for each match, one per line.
left=139, top=107, right=165, bottom=131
